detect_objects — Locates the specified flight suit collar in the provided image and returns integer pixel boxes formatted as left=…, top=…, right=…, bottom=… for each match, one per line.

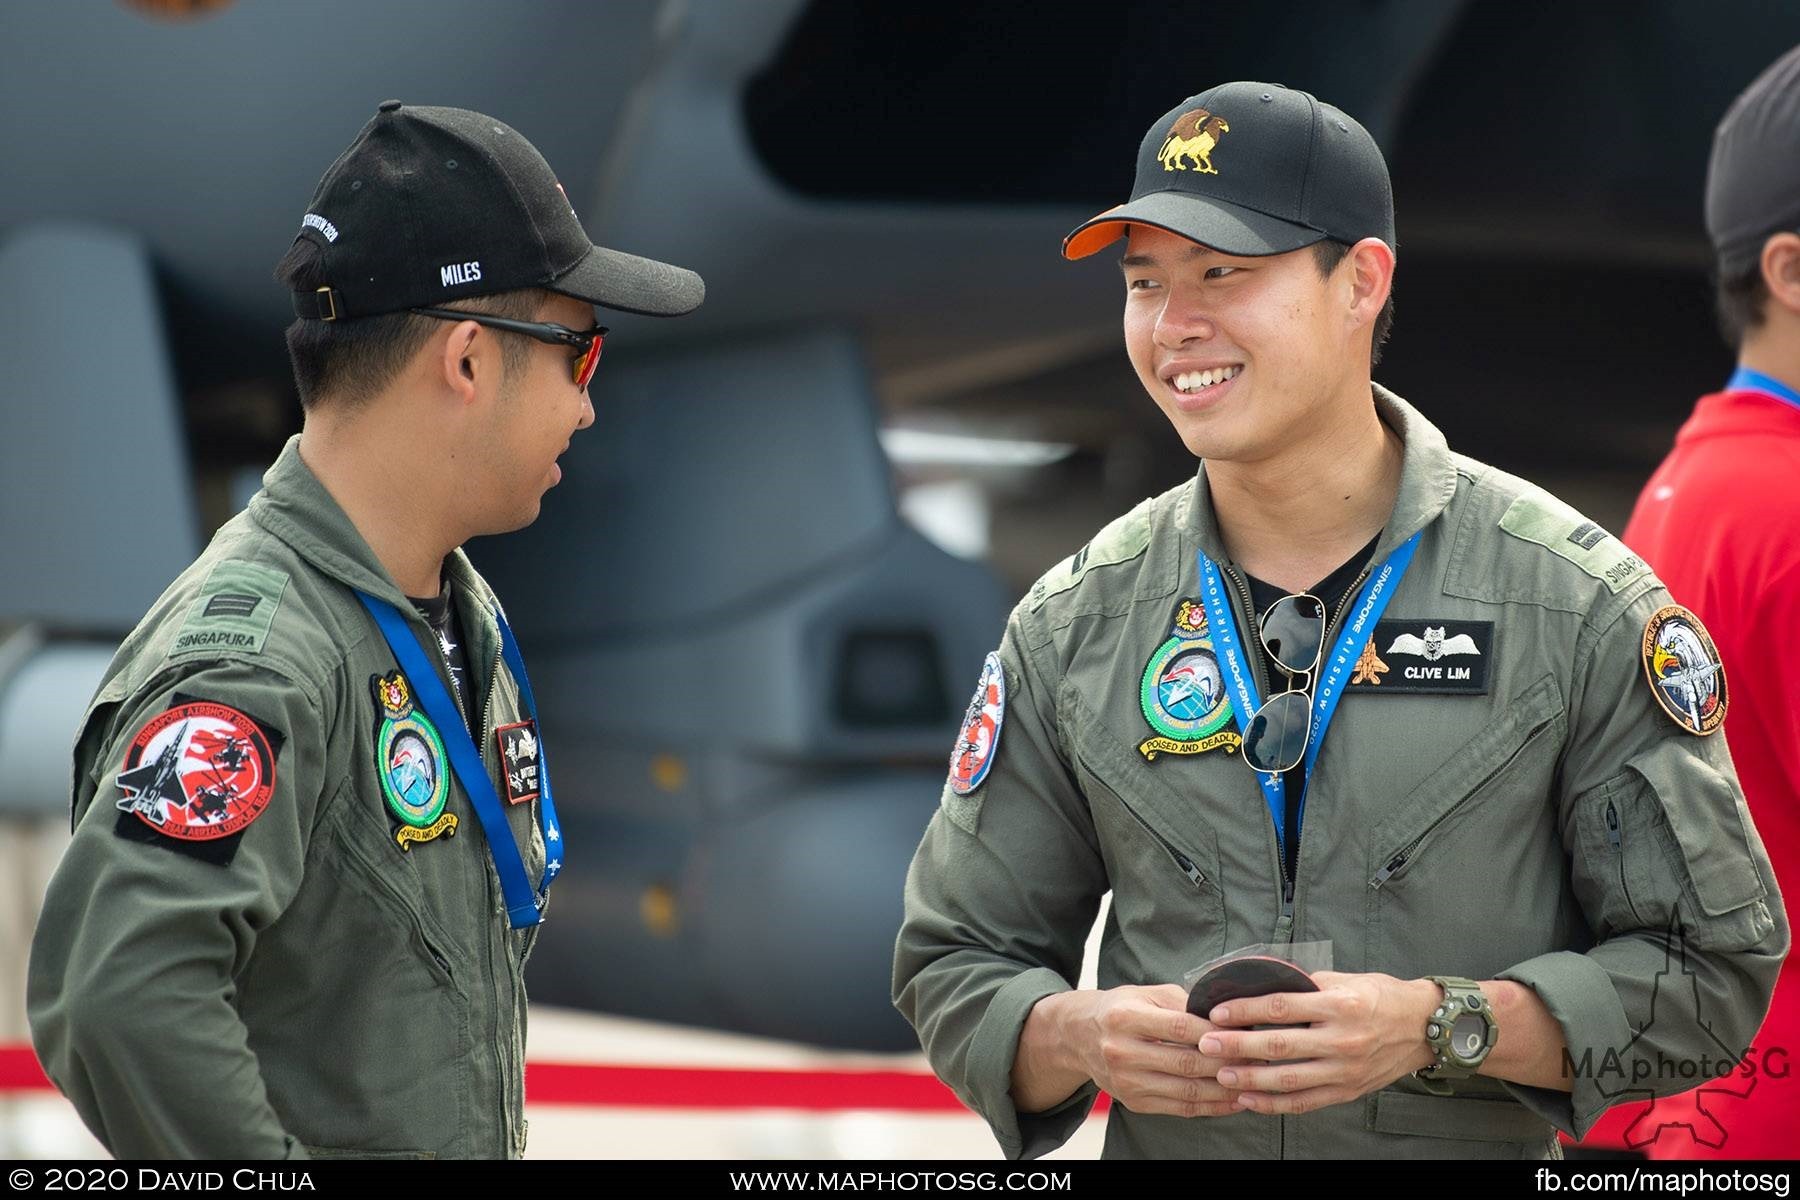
left=250, top=435, right=480, bottom=619
left=1184, top=383, right=1459, bottom=564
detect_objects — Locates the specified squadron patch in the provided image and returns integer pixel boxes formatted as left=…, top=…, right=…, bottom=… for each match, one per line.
left=948, top=653, right=1006, bottom=795
left=1138, top=602, right=1240, bottom=761
left=1347, top=620, right=1493, bottom=695
left=496, top=720, right=541, bottom=806
left=1641, top=606, right=1727, bottom=736
left=372, top=672, right=458, bottom=849
left=112, top=695, right=282, bottom=866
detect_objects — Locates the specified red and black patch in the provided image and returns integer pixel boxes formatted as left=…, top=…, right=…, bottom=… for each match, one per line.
left=112, top=694, right=284, bottom=866
left=496, top=720, right=541, bottom=806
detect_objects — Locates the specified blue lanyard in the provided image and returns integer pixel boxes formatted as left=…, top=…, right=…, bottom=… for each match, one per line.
left=356, top=592, right=564, bottom=928
left=1726, top=366, right=1800, bottom=411
left=1196, top=532, right=1421, bottom=857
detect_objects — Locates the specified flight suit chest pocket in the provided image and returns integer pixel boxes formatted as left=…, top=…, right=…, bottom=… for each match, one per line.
left=1366, top=673, right=1567, bottom=977
left=1065, top=692, right=1226, bottom=970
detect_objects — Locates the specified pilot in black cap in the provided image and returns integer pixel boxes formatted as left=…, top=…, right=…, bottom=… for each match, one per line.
left=290, top=100, right=704, bottom=321
left=1062, top=81, right=1395, bottom=261
left=1707, top=45, right=1800, bottom=277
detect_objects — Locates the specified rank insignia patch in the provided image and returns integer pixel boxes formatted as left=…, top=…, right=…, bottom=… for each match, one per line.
left=1347, top=620, right=1494, bottom=695
left=113, top=695, right=283, bottom=866
left=497, top=720, right=541, bottom=806
left=948, top=653, right=1006, bottom=795
left=372, top=672, right=457, bottom=849
left=1138, top=623, right=1240, bottom=761
left=1641, top=605, right=1727, bottom=736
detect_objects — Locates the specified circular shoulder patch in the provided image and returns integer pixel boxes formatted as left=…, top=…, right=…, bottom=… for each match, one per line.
left=115, top=701, right=278, bottom=840
left=1641, top=605, right=1727, bottom=736
left=948, top=652, right=1007, bottom=796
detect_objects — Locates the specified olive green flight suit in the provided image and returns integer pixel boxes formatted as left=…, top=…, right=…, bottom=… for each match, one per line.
left=29, top=436, right=550, bottom=1159
left=894, top=387, right=1787, bottom=1159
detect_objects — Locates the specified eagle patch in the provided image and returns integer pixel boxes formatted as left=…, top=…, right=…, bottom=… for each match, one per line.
left=1641, top=605, right=1726, bottom=735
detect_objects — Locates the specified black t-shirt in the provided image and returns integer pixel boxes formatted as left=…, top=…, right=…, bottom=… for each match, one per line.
left=1243, top=534, right=1381, bottom=894
left=409, top=579, right=473, bottom=732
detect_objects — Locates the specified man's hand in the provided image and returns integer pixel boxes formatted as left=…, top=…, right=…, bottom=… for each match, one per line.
left=1012, top=984, right=1250, bottom=1118
left=1195, top=970, right=1440, bottom=1116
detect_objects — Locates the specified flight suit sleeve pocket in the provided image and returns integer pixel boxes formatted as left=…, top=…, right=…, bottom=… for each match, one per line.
left=1572, top=743, right=1773, bottom=951
left=1624, top=739, right=1768, bottom=920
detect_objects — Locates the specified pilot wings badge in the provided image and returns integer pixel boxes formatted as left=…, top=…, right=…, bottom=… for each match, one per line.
left=1386, top=626, right=1481, bottom=661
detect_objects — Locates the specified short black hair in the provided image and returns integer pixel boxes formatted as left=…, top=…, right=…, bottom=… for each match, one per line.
left=1713, top=262, right=1768, bottom=350
left=1311, top=239, right=1395, bottom=366
left=274, top=238, right=547, bottom=410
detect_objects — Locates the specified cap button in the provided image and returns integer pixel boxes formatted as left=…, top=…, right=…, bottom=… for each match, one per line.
left=378, top=99, right=403, bottom=113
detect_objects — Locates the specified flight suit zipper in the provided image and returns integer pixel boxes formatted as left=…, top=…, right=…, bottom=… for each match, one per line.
left=472, top=621, right=516, bottom=1155
left=1223, top=564, right=1290, bottom=918
left=427, top=607, right=514, bottom=1155
left=1223, top=562, right=1370, bottom=929
left=1605, top=799, right=1640, bottom=923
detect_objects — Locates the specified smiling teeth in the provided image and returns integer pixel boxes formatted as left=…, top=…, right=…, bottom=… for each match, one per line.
left=1173, top=366, right=1242, bottom=393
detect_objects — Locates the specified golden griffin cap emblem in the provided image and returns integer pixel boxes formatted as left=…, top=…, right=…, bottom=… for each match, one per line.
left=1159, top=108, right=1231, bottom=174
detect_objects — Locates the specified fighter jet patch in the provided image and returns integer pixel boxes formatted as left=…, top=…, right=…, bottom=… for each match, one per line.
left=169, top=560, right=289, bottom=659
left=1138, top=603, right=1240, bottom=760
left=948, top=653, right=1006, bottom=795
left=1348, top=620, right=1493, bottom=695
left=1641, top=605, right=1727, bottom=736
left=496, top=720, right=541, bottom=806
left=112, top=694, right=283, bottom=866
left=372, top=672, right=457, bottom=850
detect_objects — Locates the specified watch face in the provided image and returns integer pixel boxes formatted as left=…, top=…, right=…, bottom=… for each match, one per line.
left=1451, top=1012, right=1488, bottom=1060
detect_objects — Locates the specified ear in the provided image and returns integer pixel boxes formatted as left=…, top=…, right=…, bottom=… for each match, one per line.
left=1760, top=232, right=1800, bottom=318
left=1345, top=237, right=1395, bottom=328
left=435, top=319, right=485, bottom=406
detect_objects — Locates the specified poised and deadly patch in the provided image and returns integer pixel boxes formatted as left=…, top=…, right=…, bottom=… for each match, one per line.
left=169, top=560, right=289, bottom=658
left=1347, top=620, right=1493, bottom=695
left=1138, top=603, right=1240, bottom=761
left=372, top=672, right=458, bottom=849
left=496, top=720, right=541, bottom=806
left=1641, top=606, right=1727, bottom=736
left=113, top=696, right=282, bottom=866
left=948, top=653, right=1006, bottom=795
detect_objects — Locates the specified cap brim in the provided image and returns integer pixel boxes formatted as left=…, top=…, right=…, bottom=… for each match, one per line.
left=550, top=242, right=705, bottom=317
left=1062, top=191, right=1326, bottom=260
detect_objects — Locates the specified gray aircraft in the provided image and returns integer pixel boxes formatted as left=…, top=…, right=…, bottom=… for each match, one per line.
left=2, top=0, right=1795, bottom=1051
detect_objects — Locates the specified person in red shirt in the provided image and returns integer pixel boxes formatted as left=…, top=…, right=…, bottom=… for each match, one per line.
left=1609, top=44, right=1800, bottom=1160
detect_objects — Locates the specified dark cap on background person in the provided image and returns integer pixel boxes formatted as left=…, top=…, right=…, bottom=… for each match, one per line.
left=1707, top=45, right=1800, bottom=276
left=1062, top=81, right=1395, bottom=261
left=289, top=100, right=703, bottom=322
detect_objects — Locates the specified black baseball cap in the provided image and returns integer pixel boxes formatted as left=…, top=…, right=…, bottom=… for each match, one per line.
left=290, top=100, right=703, bottom=321
left=1063, top=82, right=1395, bottom=260
left=1707, top=45, right=1800, bottom=277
